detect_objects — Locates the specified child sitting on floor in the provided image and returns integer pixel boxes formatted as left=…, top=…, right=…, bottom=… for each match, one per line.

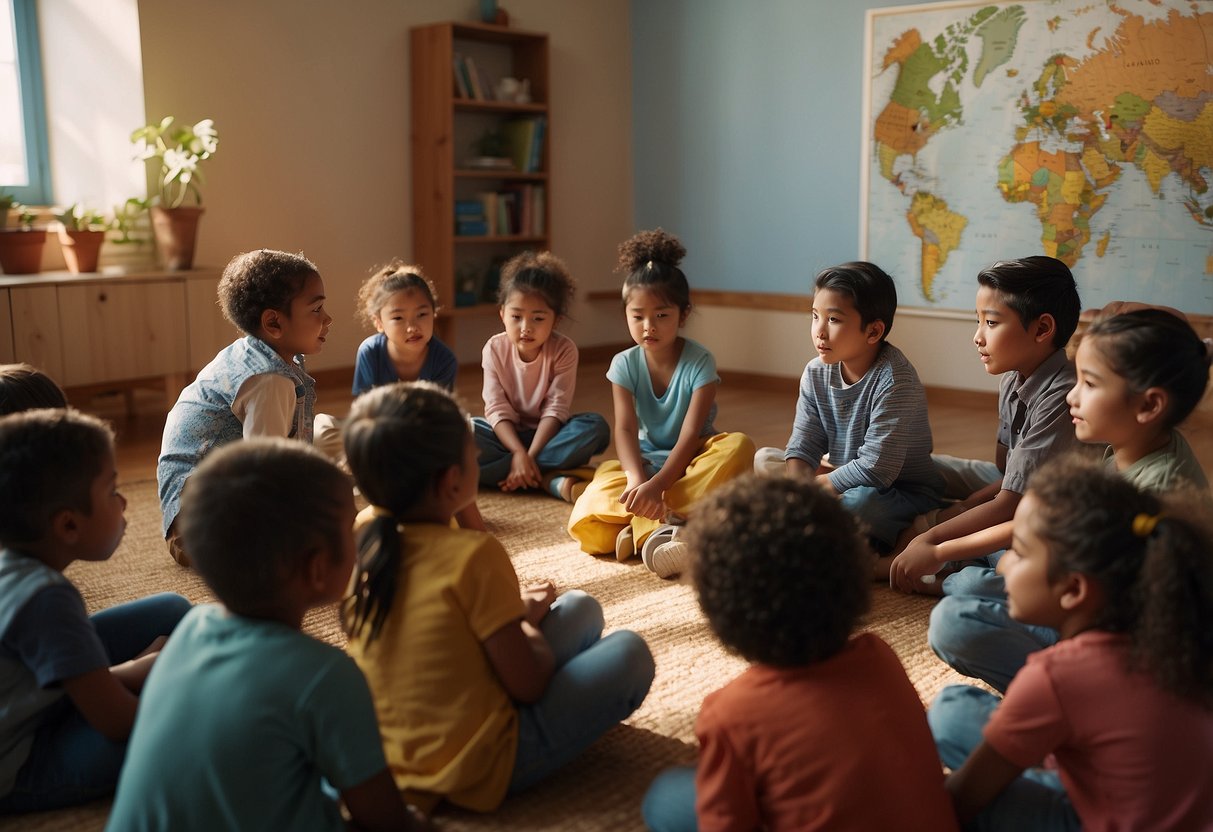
left=930, top=457, right=1213, bottom=830
left=889, top=256, right=1081, bottom=594
left=343, top=382, right=654, bottom=813
left=107, top=439, right=430, bottom=831
left=754, top=261, right=942, bottom=566
left=157, top=249, right=332, bottom=567
left=0, top=409, right=190, bottom=814
left=928, top=307, right=1211, bottom=692
left=0, top=363, right=67, bottom=414
left=568, top=229, right=754, bottom=577
left=642, top=475, right=958, bottom=832
left=473, top=250, right=610, bottom=501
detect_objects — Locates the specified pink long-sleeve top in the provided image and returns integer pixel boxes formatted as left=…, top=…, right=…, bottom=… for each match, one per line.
left=480, top=331, right=578, bottom=430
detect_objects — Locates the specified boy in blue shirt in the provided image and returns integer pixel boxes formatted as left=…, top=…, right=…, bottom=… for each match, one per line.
left=755, top=261, right=943, bottom=564
left=157, top=249, right=333, bottom=567
left=889, top=256, right=1081, bottom=691
left=0, top=409, right=190, bottom=813
left=108, top=439, right=429, bottom=831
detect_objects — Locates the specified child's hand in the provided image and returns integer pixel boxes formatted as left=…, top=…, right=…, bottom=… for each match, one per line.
left=501, top=450, right=542, bottom=491
left=134, top=635, right=168, bottom=660
left=889, top=536, right=943, bottom=593
left=522, top=581, right=556, bottom=626
left=621, top=477, right=667, bottom=521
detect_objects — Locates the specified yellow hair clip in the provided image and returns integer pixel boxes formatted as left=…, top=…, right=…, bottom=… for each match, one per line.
left=1132, top=513, right=1160, bottom=537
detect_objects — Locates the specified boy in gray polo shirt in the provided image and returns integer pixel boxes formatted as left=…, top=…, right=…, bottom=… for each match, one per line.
left=889, top=256, right=1081, bottom=691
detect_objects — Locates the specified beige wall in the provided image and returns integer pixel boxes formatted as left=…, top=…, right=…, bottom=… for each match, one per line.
left=136, top=0, right=634, bottom=370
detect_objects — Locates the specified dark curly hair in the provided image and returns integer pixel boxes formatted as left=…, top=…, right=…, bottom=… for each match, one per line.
left=497, top=250, right=575, bottom=319
left=356, top=261, right=439, bottom=331
left=0, top=363, right=67, bottom=415
left=217, top=249, right=319, bottom=335
left=617, top=228, right=691, bottom=313
left=977, top=256, right=1080, bottom=349
left=1025, top=456, right=1213, bottom=707
left=814, top=261, right=898, bottom=341
left=0, top=408, right=113, bottom=546
left=342, top=382, right=470, bottom=642
left=1082, top=309, right=1211, bottom=430
left=686, top=474, right=871, bottom=667
left=180, top=438, right=352, bottom=619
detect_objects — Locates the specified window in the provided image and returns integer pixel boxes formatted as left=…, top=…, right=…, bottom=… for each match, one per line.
left=0, top=0, right=50, bottom=204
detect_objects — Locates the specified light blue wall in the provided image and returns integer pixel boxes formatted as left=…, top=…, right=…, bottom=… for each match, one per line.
left=631, top=0, right=923, bottom=293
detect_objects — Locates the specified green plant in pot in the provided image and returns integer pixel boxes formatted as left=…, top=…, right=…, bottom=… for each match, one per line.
left=54, top=203, right=111, bottom=274
left=0, top=202, right=49, bottom=275
left=132, top=116, right=219, bottom=270
left=0, top=190, right=13, bottom=230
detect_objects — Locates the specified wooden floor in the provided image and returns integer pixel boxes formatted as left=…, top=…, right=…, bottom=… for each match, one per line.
left=86, top=357, right=1213, bottom=486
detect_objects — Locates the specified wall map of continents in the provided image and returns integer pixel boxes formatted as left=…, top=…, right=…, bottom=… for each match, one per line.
left=862, top=0, right=1213, bottom=313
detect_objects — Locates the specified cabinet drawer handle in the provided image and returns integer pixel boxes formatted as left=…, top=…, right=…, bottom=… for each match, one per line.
left=98, top=292, right=107, bottom=302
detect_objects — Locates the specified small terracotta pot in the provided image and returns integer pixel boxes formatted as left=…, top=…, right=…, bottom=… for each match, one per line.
left=151, top=205, right=205, bottom=271
left=58, top=229, right=106, bottom=274
left=0, top=229, right=48, bottom=274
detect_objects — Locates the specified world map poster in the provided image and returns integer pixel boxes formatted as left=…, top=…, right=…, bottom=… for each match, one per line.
left=861, top=0, right=1213, bottom=313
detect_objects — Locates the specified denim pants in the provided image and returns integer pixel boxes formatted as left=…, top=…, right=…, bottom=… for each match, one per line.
left=508, top=591, right=655, bottom=794
left=928, top=685, right=1079, bottom=831
left=641, top=765, right=698, bottom=832
left=473, top=413, right=610, bottom=488
left=0, top=592, right=192, bottom=813
left=931, top=454, right=1003, bottom=500
left=839, top=484, right=943, bottom=550
left=929, top=567, right=1059, bottom=693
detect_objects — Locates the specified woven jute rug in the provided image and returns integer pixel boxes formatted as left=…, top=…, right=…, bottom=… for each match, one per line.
left=1, top=479, right=972, bottom=832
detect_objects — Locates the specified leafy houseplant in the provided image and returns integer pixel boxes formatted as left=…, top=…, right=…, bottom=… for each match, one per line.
left=132, top=117, right=219, bottom=270
left=54, top=203, right=110, bottom=274
left=0, top=202, right=48, bottom=275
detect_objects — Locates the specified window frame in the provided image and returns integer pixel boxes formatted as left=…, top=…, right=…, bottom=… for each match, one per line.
left=3, top=0, right=51, bottom=204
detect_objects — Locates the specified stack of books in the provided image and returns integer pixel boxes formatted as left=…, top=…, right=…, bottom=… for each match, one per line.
left=454, top=199, right=488, bottom=236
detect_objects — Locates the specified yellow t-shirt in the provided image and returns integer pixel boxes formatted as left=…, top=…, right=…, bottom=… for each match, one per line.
left=347, top=513, right=526, bottom=811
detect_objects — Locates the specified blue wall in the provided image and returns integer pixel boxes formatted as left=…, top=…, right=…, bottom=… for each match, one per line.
left=631, top=0, right=925, bottom=294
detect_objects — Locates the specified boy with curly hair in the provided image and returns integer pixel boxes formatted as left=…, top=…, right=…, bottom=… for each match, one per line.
left=157, top=249, right=332, bottom=567
left=641, top=475, right=957, bottom=832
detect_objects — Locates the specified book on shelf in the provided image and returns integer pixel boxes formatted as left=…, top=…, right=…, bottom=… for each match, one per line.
left=452, top=53, right=471, bottom=99
left=502, top=117, right=545, bottom=174
left=456, top=220, right=488, bottom=236
left=462, top=55, right=494, bottom=101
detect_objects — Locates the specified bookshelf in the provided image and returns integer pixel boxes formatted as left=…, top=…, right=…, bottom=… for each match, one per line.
left=410, top=21, right=550, bottom=345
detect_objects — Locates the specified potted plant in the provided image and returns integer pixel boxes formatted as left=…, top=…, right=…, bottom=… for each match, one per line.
left=132, top=116, right=219, bottom=270
left=54, top=203, right=110, bottom=274
left=0, top=203, right=48, bottom=275
left=0, top=190, right=13, bottom=229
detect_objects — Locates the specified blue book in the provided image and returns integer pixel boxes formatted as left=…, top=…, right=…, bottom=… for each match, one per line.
left=456, top=220, right=488, bottom=236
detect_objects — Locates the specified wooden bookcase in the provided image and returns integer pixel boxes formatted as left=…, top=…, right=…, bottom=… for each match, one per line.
left=410, top=21, right=550, bottom=345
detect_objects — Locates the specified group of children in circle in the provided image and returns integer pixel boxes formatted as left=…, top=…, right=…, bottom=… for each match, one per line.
left=0, top=228, right=1209, bottom=829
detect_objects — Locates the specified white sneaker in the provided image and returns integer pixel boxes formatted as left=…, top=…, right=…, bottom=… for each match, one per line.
left=642, top=525, right=687, bottom=577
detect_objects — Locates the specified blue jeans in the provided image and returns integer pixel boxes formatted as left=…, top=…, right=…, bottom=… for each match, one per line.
left=929, top=686, right=1079, bottom=831
left=840, top=484, right=942, bottom=550
left=932, top=454, right=1002, bottom=501
left=930, top=567, right=1059, bottom=693
left=642, top=765, right=697, bottom=832
left=508, top=591, right=654, bottom=794
left=0, top=592, right=192, bottom=813
left=473, top=414, right=610, bottom=488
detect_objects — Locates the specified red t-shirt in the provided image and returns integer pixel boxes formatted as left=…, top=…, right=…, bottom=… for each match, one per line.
left=985, top=630, right=1213, bottom=831
left=694, top=633, right=959, bottom=832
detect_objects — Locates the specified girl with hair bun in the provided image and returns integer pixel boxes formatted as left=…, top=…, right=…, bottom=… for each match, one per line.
left=567, top=229, right=754, bottom=577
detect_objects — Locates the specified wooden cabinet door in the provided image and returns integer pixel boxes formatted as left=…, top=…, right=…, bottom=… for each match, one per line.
left=0, top=290, right=14, bottom=364
left=9, top=286, right=64, bottom=380
left=185, top=274, right=234, bottom=370
left=57, top=282, right=188, bottom=386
